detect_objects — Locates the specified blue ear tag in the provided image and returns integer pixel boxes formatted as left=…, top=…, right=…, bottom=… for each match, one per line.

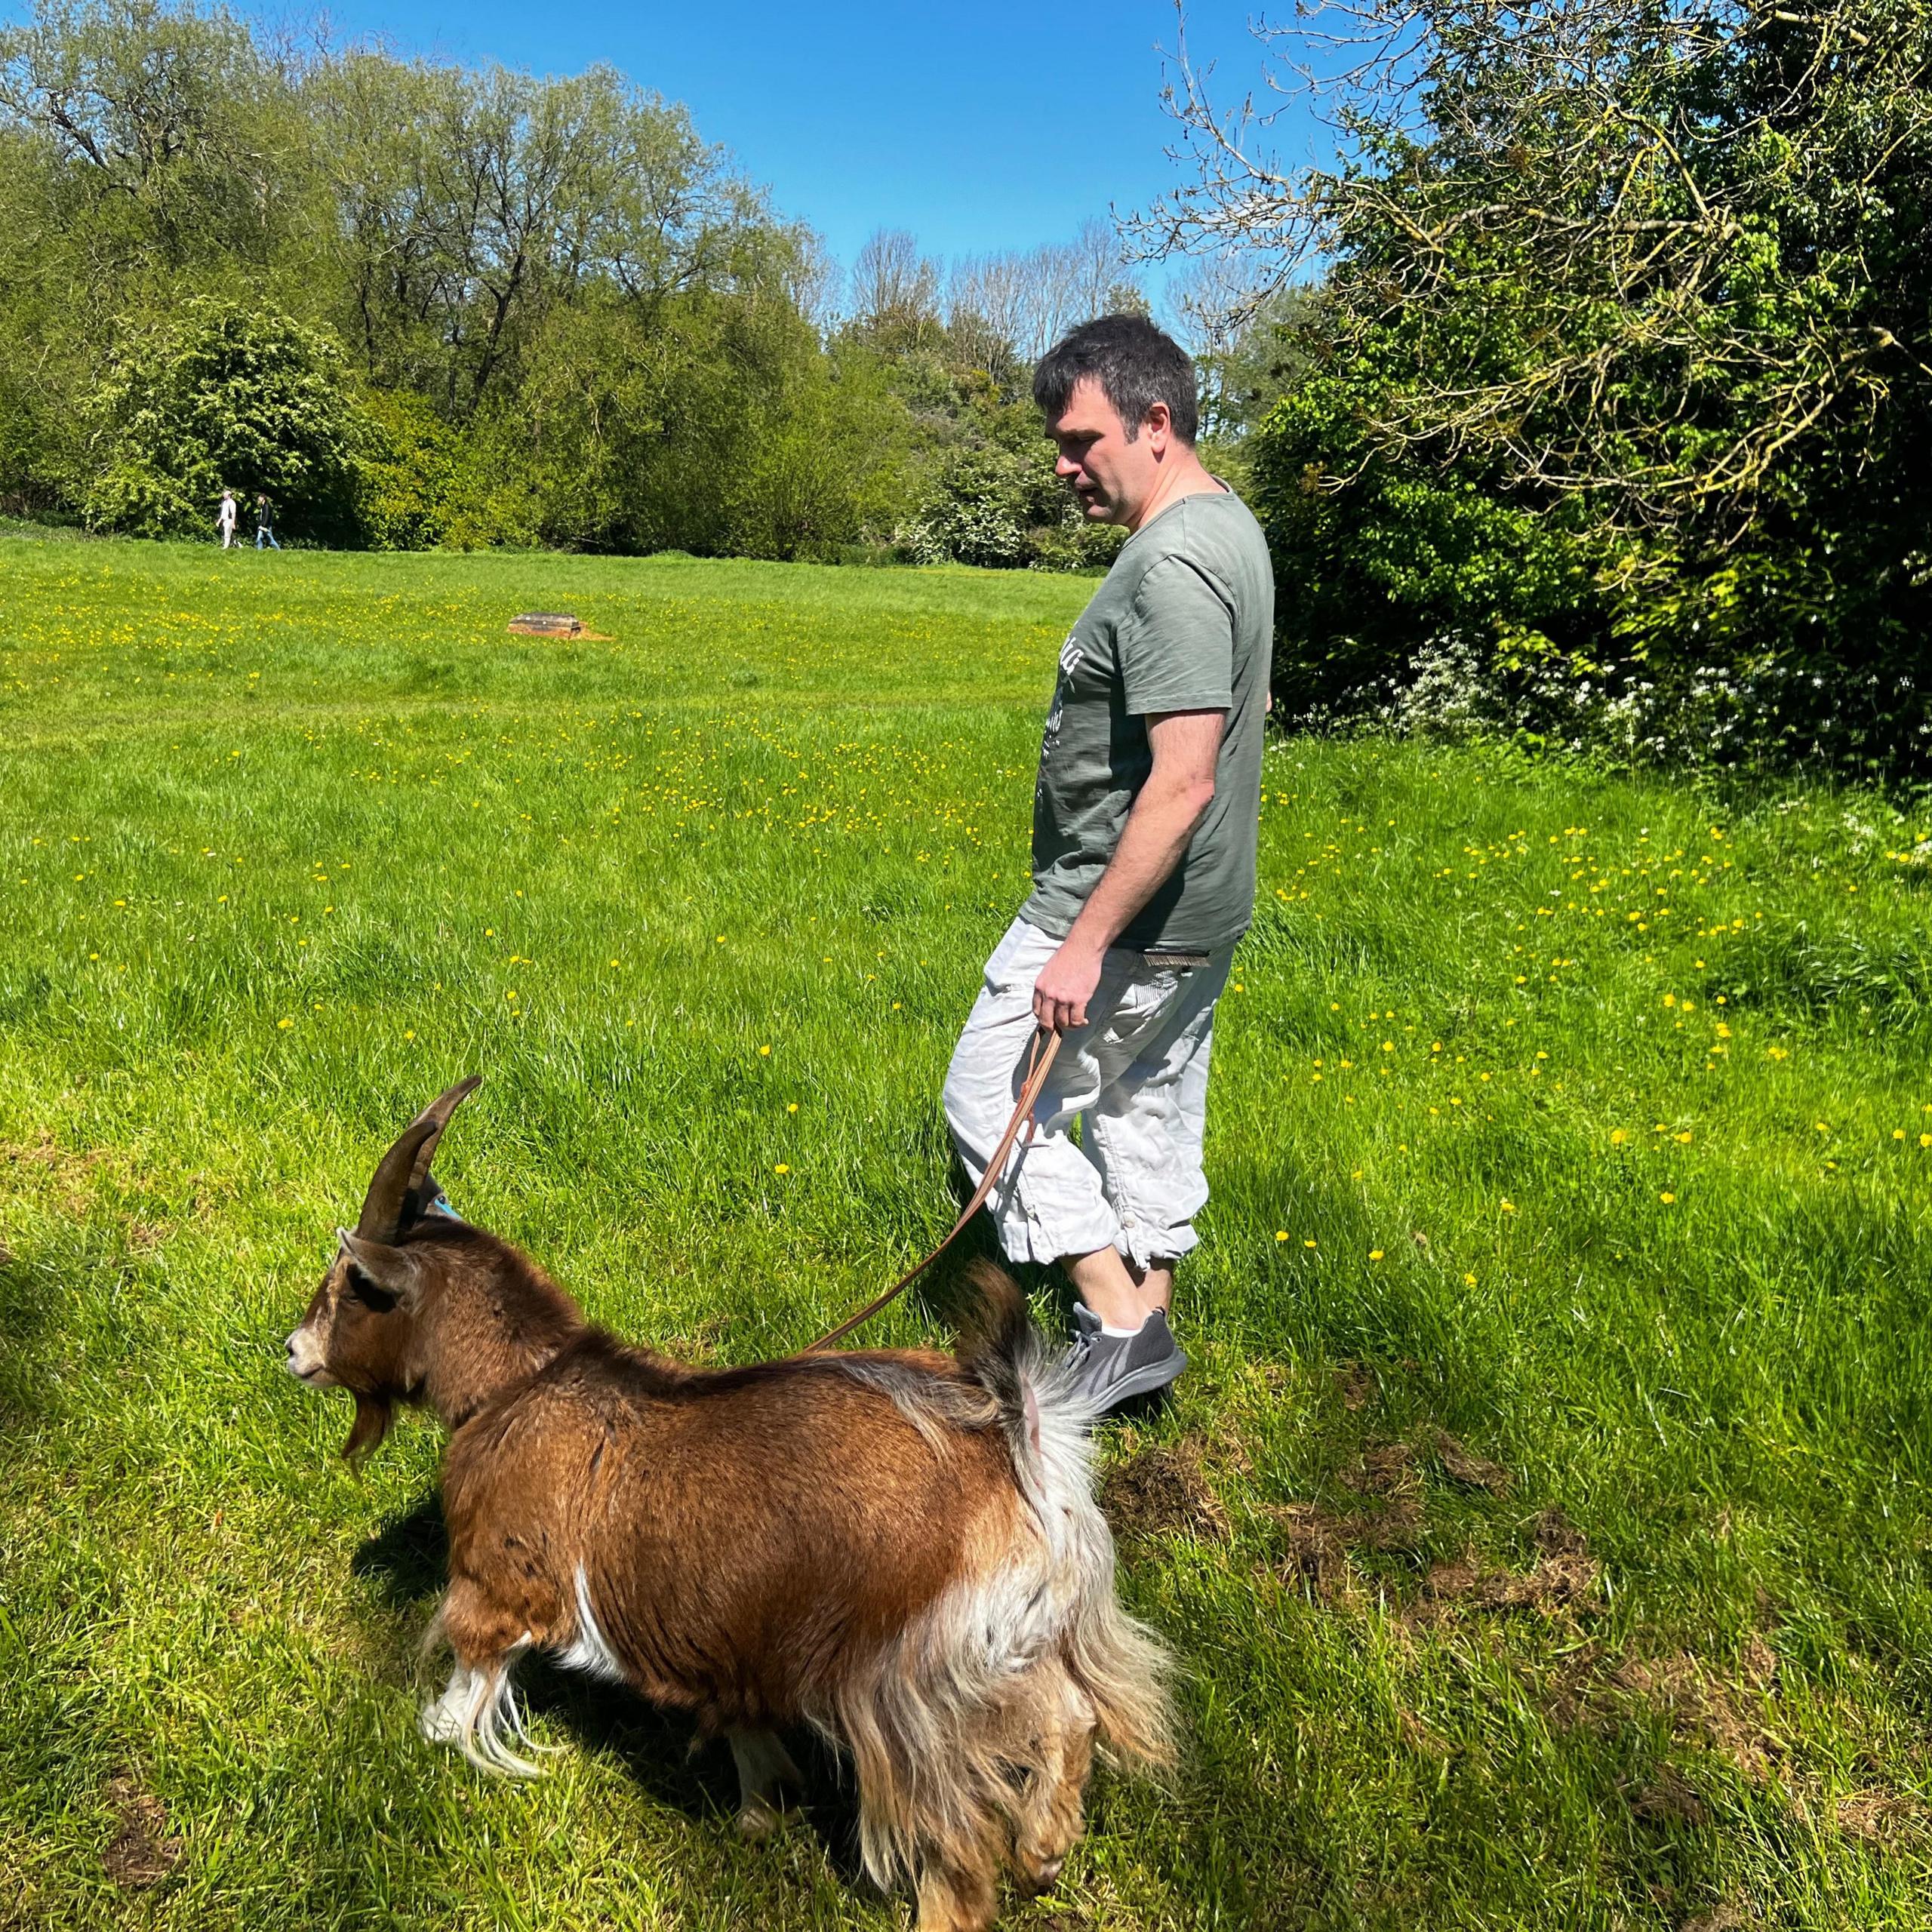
left=425, top=1186, right=466, bottom=1225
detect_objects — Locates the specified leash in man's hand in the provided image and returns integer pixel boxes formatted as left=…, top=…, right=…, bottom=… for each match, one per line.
left=797, top=1026, right=1063, bottom=1355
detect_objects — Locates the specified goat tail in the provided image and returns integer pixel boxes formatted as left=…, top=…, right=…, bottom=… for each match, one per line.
left=953, top=1259, right=1178, bottom=1775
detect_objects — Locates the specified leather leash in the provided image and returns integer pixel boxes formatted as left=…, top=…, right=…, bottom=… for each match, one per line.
left=796, top=1026, right=1063, bottom=1354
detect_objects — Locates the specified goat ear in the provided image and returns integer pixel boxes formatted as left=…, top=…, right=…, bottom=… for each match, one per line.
left=337, top=1228, right=423, bottom=1308
left=355, top=1075, right=481, bottom=1240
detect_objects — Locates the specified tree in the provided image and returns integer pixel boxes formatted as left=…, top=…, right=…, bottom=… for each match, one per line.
left=1144, top=0, right=1932, bottom=768
left=849, top=228, right=945, bottom=355
left=0, top=0, right=303, bottom=284
left=84, top=296, right=360, bottom=537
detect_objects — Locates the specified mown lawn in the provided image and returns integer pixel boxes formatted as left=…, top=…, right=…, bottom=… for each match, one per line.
left=3, top=533, right=1930, bottom=1931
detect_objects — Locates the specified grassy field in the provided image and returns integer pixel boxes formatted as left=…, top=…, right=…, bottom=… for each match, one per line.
left=4, top=533, right=1931, bottom=1930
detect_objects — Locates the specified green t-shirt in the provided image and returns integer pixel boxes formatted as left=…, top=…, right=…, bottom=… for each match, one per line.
left=1022, top=487, right=1273, bottom=954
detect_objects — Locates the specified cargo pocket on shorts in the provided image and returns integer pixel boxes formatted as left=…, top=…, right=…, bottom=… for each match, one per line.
left=1096, top=964, right=1181, bottom=1050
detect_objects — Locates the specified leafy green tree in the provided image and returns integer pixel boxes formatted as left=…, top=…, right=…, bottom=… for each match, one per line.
left=1152, top=0, right=1932, bottom=768
left=85, top=297, right=360, bottom=537
left=0, top=0, right=294, bottom=278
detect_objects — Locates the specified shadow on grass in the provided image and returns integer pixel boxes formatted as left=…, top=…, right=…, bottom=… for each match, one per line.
left=350, top=1492, right=871, bottom=1887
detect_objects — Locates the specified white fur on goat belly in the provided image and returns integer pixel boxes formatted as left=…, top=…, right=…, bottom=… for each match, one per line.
left=555, top=1563, right=628, bottom=1684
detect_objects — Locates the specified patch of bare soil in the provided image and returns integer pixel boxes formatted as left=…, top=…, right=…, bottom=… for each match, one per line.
left=1342, top=1440, right=1420, bottom=1498
left=1099, top=1439, right=1230, bottom=1546
left=1269, top=1488, right=1429, bottom=1600
left=1626, top=1764, right=1710, bottom=1827
left=1333, top=1360, right=1377, bottom=1411
left=1408, top=1512, right=1601, bottom=1623
left=1611, top=1651, right=1784, bottom=1780
left=0, top=1131, right=112, bottom=1215
left=102, top=1770, right=177, bottom=1890
left=1681, top=1901, right=1752, bottom=1932
left=1836, top=1786, right=1932, bottom=1844
left=1269, top=1503, right=1352, bottom=1598
left=1429, top=1429, right=1512, bottom=1493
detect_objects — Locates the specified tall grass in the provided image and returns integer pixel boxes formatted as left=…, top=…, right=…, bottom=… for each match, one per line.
left=2, top=534, right=1929, bottom=1928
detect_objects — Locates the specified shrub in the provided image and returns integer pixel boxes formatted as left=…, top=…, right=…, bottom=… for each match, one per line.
left=351, top=390, right=460, bottom=550
left=85, top=298, right=361, bottom=541
left=903, top=442, right=1123, bottom=571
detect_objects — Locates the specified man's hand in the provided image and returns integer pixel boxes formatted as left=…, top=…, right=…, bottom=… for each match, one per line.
left=1029, top=711, right=1223, bottom=1033
left=1033, top=935, right=1105, bottom=1033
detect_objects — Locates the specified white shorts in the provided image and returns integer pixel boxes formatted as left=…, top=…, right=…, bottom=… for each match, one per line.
left=943, top=918, right=1230, bottom=1269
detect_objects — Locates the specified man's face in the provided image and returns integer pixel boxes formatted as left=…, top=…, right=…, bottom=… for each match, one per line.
left=1047, top=377, right=1162, bottom=528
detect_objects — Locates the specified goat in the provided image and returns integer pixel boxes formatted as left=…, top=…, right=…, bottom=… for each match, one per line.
left=285, top=1078, right=1174, bottom=1931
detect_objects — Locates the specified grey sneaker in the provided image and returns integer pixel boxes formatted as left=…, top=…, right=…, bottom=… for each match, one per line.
left=1067, top=1306, right=1188, bottom=1414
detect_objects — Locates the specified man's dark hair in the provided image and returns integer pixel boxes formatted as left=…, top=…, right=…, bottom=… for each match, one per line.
left=1032, top=315, right=1199, bottom=445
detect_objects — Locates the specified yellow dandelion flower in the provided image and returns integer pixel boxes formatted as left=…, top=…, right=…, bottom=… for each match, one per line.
left=1275, top=1231, right=1288, bottom=1242
left=1369, top=1249, right=1384, bottom=1261
left=1660, top=1192, right=1677, bottom=1204
left=1610, top=1128, right=1627, bottom=1146
left=774, top=1163, right=790, bottom=1174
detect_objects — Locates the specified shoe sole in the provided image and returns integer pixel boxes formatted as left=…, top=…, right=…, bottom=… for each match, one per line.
left=1082, top=1346, right=1189, bottom=1414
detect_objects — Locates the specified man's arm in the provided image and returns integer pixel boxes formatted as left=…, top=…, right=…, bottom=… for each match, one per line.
left=1031, top=708, right=1225, bottom=1032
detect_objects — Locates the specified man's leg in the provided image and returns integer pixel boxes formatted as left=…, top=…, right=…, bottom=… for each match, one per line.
left=1063, top=955, right=1229, bottom=1404
left=943, top=921, right=1121, bottom=1269
left=1062, top=1245, right=1149, bottom=1333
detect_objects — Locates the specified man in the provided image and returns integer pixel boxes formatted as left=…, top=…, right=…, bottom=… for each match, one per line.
left=943, top=314, right=1273, bottom=1414
left=217, top=489, right=238, bottom=550
left=254, top=493, right=279, bottom=549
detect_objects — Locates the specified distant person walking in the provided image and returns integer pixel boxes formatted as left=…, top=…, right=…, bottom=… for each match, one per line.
left=943, top=315, right=1273, bottom=1415
left=217, top=490, right=238, bottom=549
left=254, top=494, right=279, bottom=549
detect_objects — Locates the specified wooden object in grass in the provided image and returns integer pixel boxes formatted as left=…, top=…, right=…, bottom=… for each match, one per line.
left=508, top=612, right=584, bottom=637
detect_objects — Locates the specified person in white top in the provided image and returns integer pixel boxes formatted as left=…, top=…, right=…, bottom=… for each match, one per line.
left=217, top=490, right=238, bottom=549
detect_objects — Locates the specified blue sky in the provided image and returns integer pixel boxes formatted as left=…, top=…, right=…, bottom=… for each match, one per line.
left=245, top=2, right=1300, bottom=278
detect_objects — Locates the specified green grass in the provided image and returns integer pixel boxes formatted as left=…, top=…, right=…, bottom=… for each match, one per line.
left=4, top=532, right=1932, bottom=1930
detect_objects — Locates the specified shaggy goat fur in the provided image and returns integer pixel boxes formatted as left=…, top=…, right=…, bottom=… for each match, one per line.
left=286, top=1081, right=1174, bottom=1930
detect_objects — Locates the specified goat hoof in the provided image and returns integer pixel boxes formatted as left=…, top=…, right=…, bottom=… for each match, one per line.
left=737, top=1797, right=786, bottom=1842
left=420, top=1700, right=463, bottom=1746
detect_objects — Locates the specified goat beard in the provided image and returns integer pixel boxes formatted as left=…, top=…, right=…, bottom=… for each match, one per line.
left=343, top=1392, right=395, bottom=1467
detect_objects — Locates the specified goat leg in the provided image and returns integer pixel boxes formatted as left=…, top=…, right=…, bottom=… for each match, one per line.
left=1004, top=1663, right=1096, bottom=1897
left=727, top=1727, right=804, bottom=1840
left=915, top=1840, right=1000, bottom=1932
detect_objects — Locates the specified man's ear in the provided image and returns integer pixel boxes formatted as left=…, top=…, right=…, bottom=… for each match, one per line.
left=1142, top=400, right=1174, bottom=455
left=336, top=1229, right=423, bottom=1308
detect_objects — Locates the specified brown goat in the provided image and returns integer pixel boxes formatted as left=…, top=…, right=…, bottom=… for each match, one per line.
left=286, top=1078, right=1174, bottom=1930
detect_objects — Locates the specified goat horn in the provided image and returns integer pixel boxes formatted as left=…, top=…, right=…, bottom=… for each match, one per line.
left=355, top=1075, right=482, bottom=1240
